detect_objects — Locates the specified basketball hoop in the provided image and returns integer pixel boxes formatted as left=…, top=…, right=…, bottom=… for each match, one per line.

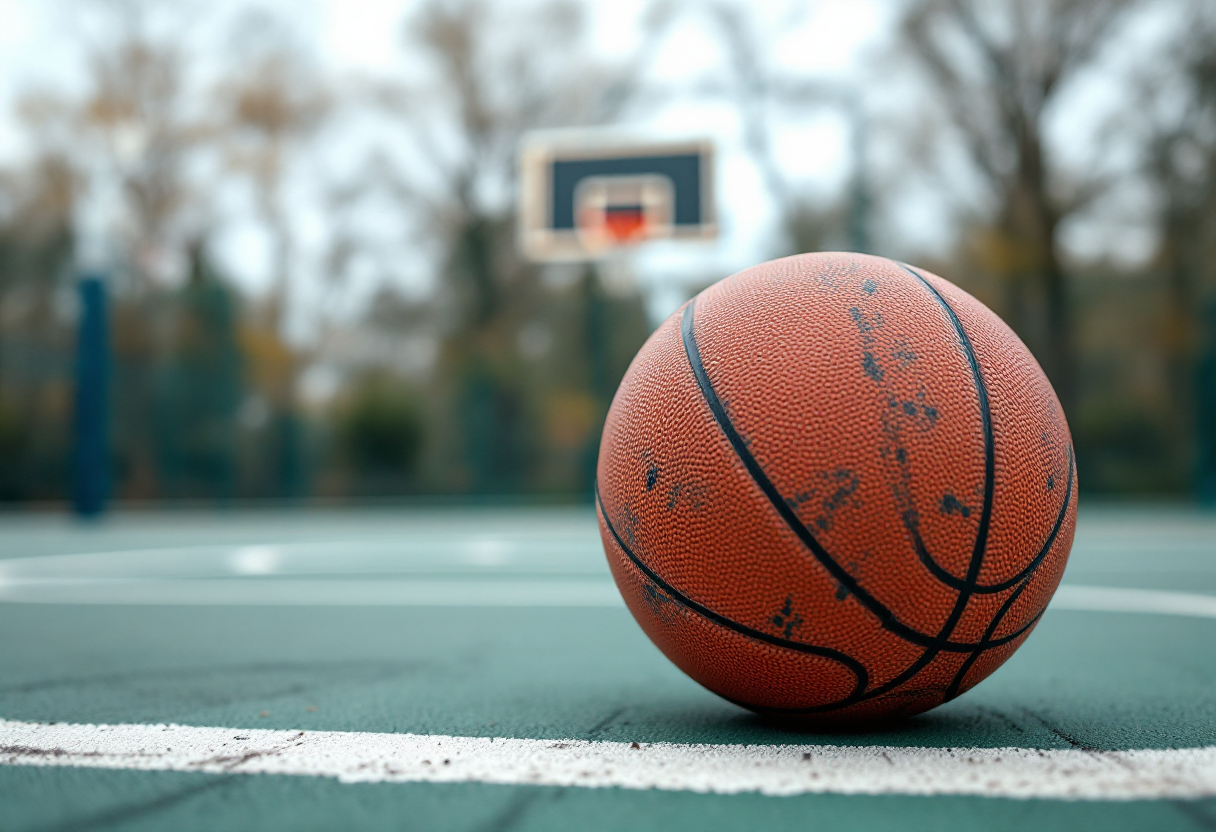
left=518, top=131, right=716, bottom=262
left=574, top=175, right=674, bottom=253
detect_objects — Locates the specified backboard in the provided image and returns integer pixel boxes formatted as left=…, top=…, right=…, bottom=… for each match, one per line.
left=518, top=131, right=716, bottom=262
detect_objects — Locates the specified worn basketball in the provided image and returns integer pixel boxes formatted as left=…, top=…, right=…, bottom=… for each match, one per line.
left=596, top=252, right=1076, bottom=725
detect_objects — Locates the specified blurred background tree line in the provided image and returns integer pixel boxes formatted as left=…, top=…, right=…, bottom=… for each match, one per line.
left=0, top=0, right=1213, bottom=505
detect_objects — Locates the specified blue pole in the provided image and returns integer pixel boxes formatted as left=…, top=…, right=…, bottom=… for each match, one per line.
left=73, top=275, right=110, bottom=517
left=1197, top=297, right=1216, bottom=507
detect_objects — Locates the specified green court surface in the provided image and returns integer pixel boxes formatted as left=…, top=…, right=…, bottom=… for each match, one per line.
left=0, top=505, right=1214, bottom=831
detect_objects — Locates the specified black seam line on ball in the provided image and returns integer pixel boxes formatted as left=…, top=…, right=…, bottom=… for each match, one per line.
left=731, top=607, right=1045, bottom=716
left=943, top=580, right=1035, bottom=702
left=851, top=609, right=1044, bottom=705
left=594, top=484, right=870, bottom=704
left=682, top=298, right=974, bottom=653
left=911, top=446, right=1075, bottom=594
left=896, top=263, right=996, bottom=603
left=861, top=263, right=1000, bottom=702
left=942, top=447, right=1076, bottom=701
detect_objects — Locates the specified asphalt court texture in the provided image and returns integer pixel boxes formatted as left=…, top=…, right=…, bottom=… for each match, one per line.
left=0, top=506, right=1213, bottom=831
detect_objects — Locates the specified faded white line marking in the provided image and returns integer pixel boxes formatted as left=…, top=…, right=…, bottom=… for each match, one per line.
left=1, top=719, right=1213, bottom=800
left=1, top=546, right=1214, bottom=616
left=0, top=578, right=623, bottom=606
left=0, top=572, right=1214, bottom=620
left=228, top=546, right=281, bottom=576
left=1051, top=585, right=1216, bottom=619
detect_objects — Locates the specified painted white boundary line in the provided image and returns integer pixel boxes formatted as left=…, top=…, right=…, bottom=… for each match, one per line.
left=2, top=719, right=1214, bottom=800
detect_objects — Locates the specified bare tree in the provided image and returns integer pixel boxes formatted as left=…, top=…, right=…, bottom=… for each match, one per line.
left=900, top=0, right=1137, bottom=415
left=18, top=1, right=212, bottom=292
left=1141, top=1, right=1216, bottom=497
left=693, top=1, right=863, bottom=255
left=6, top=2, right=222, bottom=496
left=216, top=21, right=330, bottom=331
left=365, top=0, right=645, bottom=491
left=0, top=156, right=78, bottom=499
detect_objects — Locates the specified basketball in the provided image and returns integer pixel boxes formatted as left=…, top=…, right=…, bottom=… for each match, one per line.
left=595, top=252, right=1077, bottom=725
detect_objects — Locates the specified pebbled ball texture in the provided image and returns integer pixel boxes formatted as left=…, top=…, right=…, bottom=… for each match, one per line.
left=596, top=253, right=1076, bottom=726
